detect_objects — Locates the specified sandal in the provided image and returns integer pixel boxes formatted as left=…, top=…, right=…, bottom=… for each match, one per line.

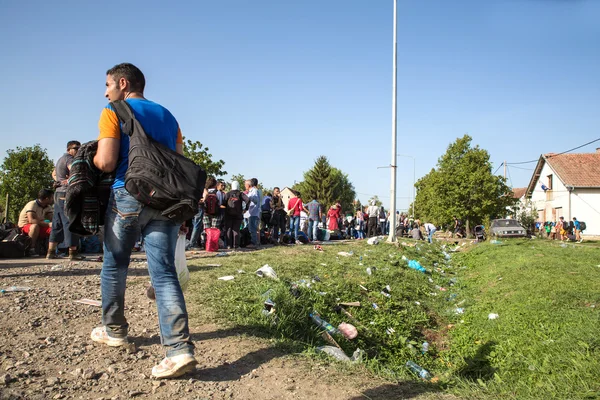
left=90, top=326, right=128, bottom=347
left=152, top=354, right=198, bottom=379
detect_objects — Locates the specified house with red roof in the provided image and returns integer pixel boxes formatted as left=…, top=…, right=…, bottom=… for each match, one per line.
left=526, top=149, right=600, bottom=236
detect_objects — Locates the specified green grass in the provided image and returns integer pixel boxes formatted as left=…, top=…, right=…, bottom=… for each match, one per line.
left=185, top=239, right=600, bottom=399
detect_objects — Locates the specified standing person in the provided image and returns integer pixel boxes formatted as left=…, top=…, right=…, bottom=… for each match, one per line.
left=366, top=201, right=379, bottom=237
left=201, top=177, right=223, bottom=230
left=245, top=178, right=262, bottom=248
left=260, top=191, right=272, bottom=236
left=187, top=203, right=204, bottom=250
left=423, top=222, right=437, bottom=243
left=288, top=191, right=305, bottom=244
left=91, top=63, right=195, bottom=378
left=223, top=181, right=249, bottom=249
left=573, top=217, right=583, bottom=243
left=18, top=189, right=54, bottom=256
left=452, top=216, right=463, bottom=238
left=47, top=141, right=84, bottom=260
left=327, top=204, right=340, bottom=231
left=305, top=196, right=322, bottom=241
left=270, top=187, right=286, bottom=244
left=558, top=216, right=567, bottom=241
left=355, top=209, right=365, bottom=239
left=379, top=207, right=387, bottom=235
left=550, top=221, right=557, bottom=240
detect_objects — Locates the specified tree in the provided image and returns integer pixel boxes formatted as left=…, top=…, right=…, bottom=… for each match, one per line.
left=515, top=200, right=539, bottom=234
left=224, top=173, right=268, bottom=193
left=368, top=195, right=382, bottom=207
left=413, top=135, right=515, bottom=234
left=182, top=137, right=227, bottom=177
left=292, top=156, right=356, bottom=213
left=0, top=145, right=54, bottom=222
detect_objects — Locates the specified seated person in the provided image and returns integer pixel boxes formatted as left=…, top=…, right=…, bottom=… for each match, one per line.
left=17, top=189, right=54, bottom=256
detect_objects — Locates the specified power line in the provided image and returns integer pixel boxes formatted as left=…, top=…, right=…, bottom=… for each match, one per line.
left=506, top=137, right=600, bottom=165
left=507, top=165, right=535, bottom=171
left=493, top=162, right=504, bottom=175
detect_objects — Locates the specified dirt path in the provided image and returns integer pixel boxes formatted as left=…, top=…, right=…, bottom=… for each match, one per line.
left=0, top=254, right=452, bottom=400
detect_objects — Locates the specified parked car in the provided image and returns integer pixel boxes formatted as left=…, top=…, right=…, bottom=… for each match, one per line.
left=490, top=219, right=527, bottom=238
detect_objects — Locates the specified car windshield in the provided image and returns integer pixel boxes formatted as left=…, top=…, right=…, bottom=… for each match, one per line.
left=492, top=219, right=522, bottom=228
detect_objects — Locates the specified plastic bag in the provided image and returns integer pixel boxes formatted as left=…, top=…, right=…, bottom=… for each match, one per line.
left=205, top=227, right=220, bottom=252
left=175, top=234, right=190, bottom=291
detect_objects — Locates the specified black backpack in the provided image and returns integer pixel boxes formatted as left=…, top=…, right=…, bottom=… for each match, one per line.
left=580, top=221, right=586, bottom=231
left=110, top=101, right=206, bottom=223
left=204, top=192, right=220, bottom=216
left=226, top=190, right=243, bottom=216
left=0, top=229, right=31, bottom=258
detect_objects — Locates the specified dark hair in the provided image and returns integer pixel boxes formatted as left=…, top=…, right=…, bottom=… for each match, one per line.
left=206, top=177, right=217, bottom=189
left=38, top=188, right=54, bottom=200
left=251, top=178, right=258, bottom=187
left=67, top=140, right=81, bottom=150
left=106, top=63, right=146, bottom=93
left=273, top=186, right=280, bottom=191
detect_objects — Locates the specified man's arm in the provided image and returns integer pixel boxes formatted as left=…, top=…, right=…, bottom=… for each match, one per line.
left=52, top=168, right=57, bottom=181
left=27, top=211, right=50, bottom=228
left=93, top=138, right=120, bottom=172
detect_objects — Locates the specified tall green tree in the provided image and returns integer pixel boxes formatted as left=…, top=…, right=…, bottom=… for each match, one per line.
left=414, top=135, right=514, bottom=233
left=293, top=156, right=356, bottom=213
left=183, top=137, right=227, bottom=177
left=0, top=144, right=54, bottom=222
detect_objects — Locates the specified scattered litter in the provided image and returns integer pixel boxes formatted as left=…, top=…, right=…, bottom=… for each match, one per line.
left=488, top=313, right=499, bottom=320
left=316, top=346, right=364, bottom=362
left=74, top=299, right=101, bottom=307
left=337, top=251, right=354, bottom=257
left=490, top=240, right=503, bottom=245
left=90, top=256, right=103, bottom=262
left=216, top=252, right=229, bottom=257
left=415, top=301, right=421, bottom=305
left=310, top=312, right=339, bottom=335
left=339, top=301, right=361, bottom=307
left=407, top=260, right=426, bottom=273
left=454, top=307, right=465, bottom=314
left=366, top=267, right=373, bottom=276
left=218, top=276, right=235, bottom=281
left=338, top=322, right=358, bottom=339
left=386, top=327, right=395, bottom=335
left=205, top=263, right=222, bottom=267
left=406, top=361, right=432, bottom=380
left=421, top=342, right=429, bottom=353
left=367, top=237, right=380, bottom=245
left=560, top=243, right=567, bottom=248
left=447, top=293, right=458, bottom=301
left=320, top=263, right=327, bottom=266
left=380, top=291, right=391, bottom=298
left=498, top=277, right=503, bottom=281
left=359, top=284, right=368, bottom=291
left=435, top=285, right=448, bottom=292
left=237, top=269, right=245, bottom=274
left=1, top=286, right=31, bottom=294
left=314, top=245, right=324, bottom=251
left=372, top=303, right=379, bottom=310
left=255, top=265, right=278, bottom=279
left=50, top=265, right=64, bottom=271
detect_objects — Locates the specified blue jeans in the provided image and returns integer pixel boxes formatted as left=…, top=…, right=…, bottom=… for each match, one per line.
left=189, top=208, right=204, bottom=248
left=248, top=215, right=259, bottom=245
left=101, top=188, right=194, bottom=358
left=308, top=219, right=319, bottom=241
left=427, top=228, right=436, bottom=243
left=290, top=216, right=300, bottom=239
left=49, top=192, right=80, bottom=247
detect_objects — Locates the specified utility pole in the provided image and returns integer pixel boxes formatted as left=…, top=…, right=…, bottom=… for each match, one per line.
left=4, top=193, right=8, bottom=223
left=388, top=0, right=398, bottom=243
left=503, top=161, right=507, bottom=181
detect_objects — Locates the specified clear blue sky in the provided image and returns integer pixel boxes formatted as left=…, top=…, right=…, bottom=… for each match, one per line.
left=1, top=0, right=599, bottom=211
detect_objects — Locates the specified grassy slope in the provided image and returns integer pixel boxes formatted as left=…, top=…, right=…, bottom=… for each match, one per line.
left=447, top=240, right=600, bottom=399
left=185, top=239, right=600, bottom=399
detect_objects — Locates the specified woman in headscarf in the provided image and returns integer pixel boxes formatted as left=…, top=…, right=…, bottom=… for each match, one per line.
left=327, top=204, right=340, bottom=231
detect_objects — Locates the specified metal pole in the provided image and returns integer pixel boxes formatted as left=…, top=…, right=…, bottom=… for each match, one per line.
left=388, top=0, right=398, bottom=243
left=412, top=157, right=417, bottom=218
left=4, top=193, right=8, bottom=223
left=504, top=161, right=507, bottom=181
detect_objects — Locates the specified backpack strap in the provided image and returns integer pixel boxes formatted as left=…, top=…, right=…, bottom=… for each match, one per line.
left=109, top=100, right=136, bottom=137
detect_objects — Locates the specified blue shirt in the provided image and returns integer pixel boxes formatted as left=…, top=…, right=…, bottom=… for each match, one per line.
left=574, top=220, right=581, bottom=230
left=98, top=98, right=181, bottom=189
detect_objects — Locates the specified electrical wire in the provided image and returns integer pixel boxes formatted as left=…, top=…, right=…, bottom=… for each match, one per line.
left=506, top=137, right=600, bottom=165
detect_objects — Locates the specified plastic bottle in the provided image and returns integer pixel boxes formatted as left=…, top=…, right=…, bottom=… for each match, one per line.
left=406, top=361, right=432, bottom=380
left=421, top=342, right=429, bottom=354
left=0, top=286, right=31, bottom=294
left=309, top=313, right=339, bottom=335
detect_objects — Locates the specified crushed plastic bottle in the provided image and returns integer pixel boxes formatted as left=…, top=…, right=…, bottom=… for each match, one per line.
left=309, top=312, right=339, bottom=335
left=421, top=342, right=429, bottom=354
left=406, top=361, right=432, bottom=380
left=0, top=286, right=31, bottom=294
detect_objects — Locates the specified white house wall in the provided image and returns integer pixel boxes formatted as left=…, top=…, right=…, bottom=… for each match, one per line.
left=571, top=189, right=600, bottom=236
left=530, top=162, right=569, bottom=223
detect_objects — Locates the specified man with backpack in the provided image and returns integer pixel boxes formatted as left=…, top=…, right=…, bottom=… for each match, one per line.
left=224, top=181, right=249, bottom=249
left=573, top=217, right=584, bottom=243
left=92, top=63, right=196, bottom=379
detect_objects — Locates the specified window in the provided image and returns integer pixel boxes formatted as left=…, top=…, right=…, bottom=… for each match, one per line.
left=546, top=174, right=553, bottom=190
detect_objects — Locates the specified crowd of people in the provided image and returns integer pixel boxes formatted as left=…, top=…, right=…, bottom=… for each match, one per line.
left=538, top=216, right=584, bottom=243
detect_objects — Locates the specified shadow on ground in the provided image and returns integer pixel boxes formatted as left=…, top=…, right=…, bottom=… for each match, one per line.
left=349, top=381, right=442, bottom=400
left=456, top=341, right=497, bottom=382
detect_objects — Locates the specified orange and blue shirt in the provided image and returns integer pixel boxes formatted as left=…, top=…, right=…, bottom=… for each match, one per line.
left=97, top=98, right=183, bottom=189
